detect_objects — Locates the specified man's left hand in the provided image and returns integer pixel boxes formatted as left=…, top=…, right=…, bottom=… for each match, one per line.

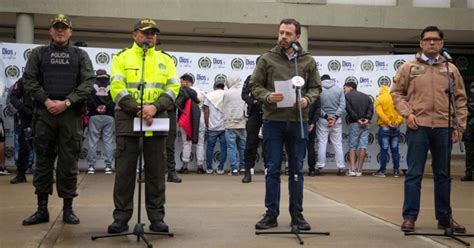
left=137, top=105, right=158, bottom=122
left=452, top=130, right=461, bottom=144
left=47, top=100, right=68, bottom=116
left=298, top=97, right=308, bottom=109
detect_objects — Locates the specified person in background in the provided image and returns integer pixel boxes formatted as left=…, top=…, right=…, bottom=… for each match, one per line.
left=176, top=73, right=206, bottom=174
left=461, top=82, right=474, bottom=182
left=223, top=75, right=247, bottom=176
left=85, top=69, right=115, bottom=175
left=344, top=81, right=373, bottom=177
left=203, top=81, right=227, bottom=174
left=8, top=78, right=35, bottom=184
left=373, top=81, right=403, bottom=178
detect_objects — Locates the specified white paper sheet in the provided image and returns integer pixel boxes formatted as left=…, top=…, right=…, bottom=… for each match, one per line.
left=274, top=79, right=296, bottom=108
left=133, top=118, right=170, bottom=132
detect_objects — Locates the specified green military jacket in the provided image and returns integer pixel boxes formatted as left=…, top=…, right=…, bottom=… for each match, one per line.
left=250, top=45, right=321, bottom=122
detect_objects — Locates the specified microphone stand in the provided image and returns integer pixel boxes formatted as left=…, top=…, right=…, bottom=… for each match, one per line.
left=256, top=47, right=330, bottom=245
left=404, top=56, right=473, bottom=246
left=92, top=44, right=173, bottom=248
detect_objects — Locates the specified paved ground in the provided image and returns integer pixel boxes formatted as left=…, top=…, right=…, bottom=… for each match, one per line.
left=0, top=163, right=472, bottom=248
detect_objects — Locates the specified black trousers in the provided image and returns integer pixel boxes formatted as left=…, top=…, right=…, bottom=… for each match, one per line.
left=243, top=111, right=264, bottom=171
left=15, top=124, right=32, bottom=175
left=166, top=110, right=177, bottom=173
left=307, top=127, right=316, bottom=170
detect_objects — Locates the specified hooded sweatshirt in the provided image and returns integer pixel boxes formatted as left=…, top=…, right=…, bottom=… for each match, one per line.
left=223, top=75, right=246, bottom=129
left=375, top=85, right=403, bottom=127
left=319, top=79, right=345, bottom=118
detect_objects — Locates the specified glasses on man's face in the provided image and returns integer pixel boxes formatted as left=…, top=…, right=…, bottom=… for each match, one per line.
left=421, top=37, right=442, bottom=43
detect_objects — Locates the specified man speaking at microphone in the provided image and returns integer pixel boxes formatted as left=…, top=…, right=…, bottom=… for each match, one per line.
left=391, top=26, right=467, bottom=233
left=250, top=18, right=321, bottom=230
left=107, top=18, right=180, bottom=234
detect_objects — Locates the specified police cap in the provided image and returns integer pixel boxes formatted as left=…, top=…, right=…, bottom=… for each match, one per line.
left=134, top=18, right=160, bottom=33
left=50, top=14, right=72, bottom=28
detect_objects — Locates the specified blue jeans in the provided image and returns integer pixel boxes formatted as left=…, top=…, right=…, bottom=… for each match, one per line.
left=206, top=130, right=227, bottom=170
left=403, top=127, right=452, bottom=221
left=263, top=121, right=307, bottom=218
left=377, top=127, right=400, bottom=172
left=225, top=128, right=246, bottom=171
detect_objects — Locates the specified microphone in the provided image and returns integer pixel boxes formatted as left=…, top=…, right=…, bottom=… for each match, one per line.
left=290, top=41, right=300, bottom=52
left=142, top=41, right=150, bottom=50
left=440, top=48, right=452, bottom=61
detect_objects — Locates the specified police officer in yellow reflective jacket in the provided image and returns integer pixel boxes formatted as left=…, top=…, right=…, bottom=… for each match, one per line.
left=107, top=18, right=180, bottom=234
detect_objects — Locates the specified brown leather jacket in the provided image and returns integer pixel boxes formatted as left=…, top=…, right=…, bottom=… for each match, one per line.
left=391, top=52, right=467, bottom=130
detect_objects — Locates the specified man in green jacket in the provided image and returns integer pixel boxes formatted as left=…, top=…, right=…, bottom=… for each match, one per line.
left=22, top=14, right=95, bottom=226
left=250, top=18, right=321, bottom=230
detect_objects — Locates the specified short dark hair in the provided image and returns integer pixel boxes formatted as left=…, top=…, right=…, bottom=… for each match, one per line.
left=73, top=41, right=88, bottom=47
left=280, top=18, right=301, bottom=35
left=344, top=82, right=357, bottom=90
left=180, top=73, right=194, bottom=84
left=421, top=26, right=444, bottom=40
left=321, top=74, right=331, bottom=81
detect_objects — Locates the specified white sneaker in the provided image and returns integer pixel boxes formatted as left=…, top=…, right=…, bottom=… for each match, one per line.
left=206, top=169, right=214, bottom=174
left=240, top=168, right=246, bottom=173
left=355, top=171, right=363, bottom=177
left=105, top=166, right=113, bottom=175
left=250, top=168, right=255, bottom=175
left=264, top=168, right=268, bottom=175
left=230, top=169, right=239, bottom=176
left=345, top=169, right=356, bottom=177
left=87, top=166, right=95, bottom=174
left=216, top=169, right=225, bottom=175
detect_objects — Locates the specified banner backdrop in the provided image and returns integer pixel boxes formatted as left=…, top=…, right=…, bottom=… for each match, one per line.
left=0, top=42, right=462, bottom=172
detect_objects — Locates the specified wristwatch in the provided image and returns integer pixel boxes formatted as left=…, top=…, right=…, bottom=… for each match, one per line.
left=64, top=99, right=72, bottom=108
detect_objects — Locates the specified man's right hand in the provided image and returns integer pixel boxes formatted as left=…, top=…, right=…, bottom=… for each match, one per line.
left=267, top=93, right=284, bottom=103
left=407, top=114, right=418, bottom=130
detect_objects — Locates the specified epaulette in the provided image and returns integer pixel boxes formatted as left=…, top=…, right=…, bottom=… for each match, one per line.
left=161, top=51, right=173, bottom=59
left=115, top=48, right=129, bottom=56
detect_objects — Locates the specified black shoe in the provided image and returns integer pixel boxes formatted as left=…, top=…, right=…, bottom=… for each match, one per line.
left=23, top=210, right=49, bottom=225
left=10, top=175, right=27, bottom=184
left=167, top=172, right=182, bottom=183
left=291, top=214, right=311, bottom=231
left=108, top=220, right=129, bottom=234
left=308, top=169, right=315, bottom=177
left=196, top=166, right=206, bottom=174
left=150, top=220, right=169, bottom=233
left=177, top=167, right=189, bottom=174
left=393, top=170, right=400, bottom=178
left=461, top=175, right=473, bottom=181
left=255, top=214, right=278, bottom=229
left=314, top=168, right=323, bottom=176
left=63, top=210, right=80, bottom=224
left=336, top=168, right=344, bottom=176
left=242, top=172, right=252, bottom=183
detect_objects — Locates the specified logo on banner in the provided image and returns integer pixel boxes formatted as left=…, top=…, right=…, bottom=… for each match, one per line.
left=315, top=61, right=323, bottom=71
left=342, top=60, right=355, bottom=71
left=368, top=133, right=375, bottom=145
left=2, top=48, right=16, bottom=59
left=231, top=58, right=244, bottom=71
left=23, top=48, right=32, bottom=61
left=245, top=58, right=256, bottom=69
left=178, top=56, right=192, bottom=68
left=360, top=60, right=374, bottom=72
left=198, top=57, right=212, bottom=69
left=196, top=74, right=208, bottom=83
left=214, top=74, right=227, bottom=86
left=212, top=57, right=225, bottom=69
left=328, top=60, right=341, bottom=72
left=359, top=77, right=372, bottom=88
left=95, top=52, right=110, bottom=65
left=4, top=65, right=20, bottom=79
left=400, top=132, right=406, bottom=144
left=393, top=59, right=406, bottom=71
left=368, top=95, right=375, bottom=104
left=377, top=76, right=391, bottom=87
left=344, top=152, right=357, bottom=163
left=455, top=56, right=468, bottom=71
left=5, top=146, right=14, bottom=159
left=171, top=55, right=178, bottom=67
left=375, top=60, right=388, bottom=71
left=376, top=153, right=390, bottom=164
left=345, top=76, right=358, bottom=85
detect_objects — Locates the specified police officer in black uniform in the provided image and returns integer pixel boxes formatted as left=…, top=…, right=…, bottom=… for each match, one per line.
left=21, top=14, right=95, bottom=225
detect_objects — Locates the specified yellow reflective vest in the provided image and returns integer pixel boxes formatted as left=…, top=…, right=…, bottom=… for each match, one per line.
left=110, top=42, right=180, bottom=136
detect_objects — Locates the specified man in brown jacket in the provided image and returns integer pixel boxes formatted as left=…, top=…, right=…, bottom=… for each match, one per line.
left=391, top=26, right=467, bottom=233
